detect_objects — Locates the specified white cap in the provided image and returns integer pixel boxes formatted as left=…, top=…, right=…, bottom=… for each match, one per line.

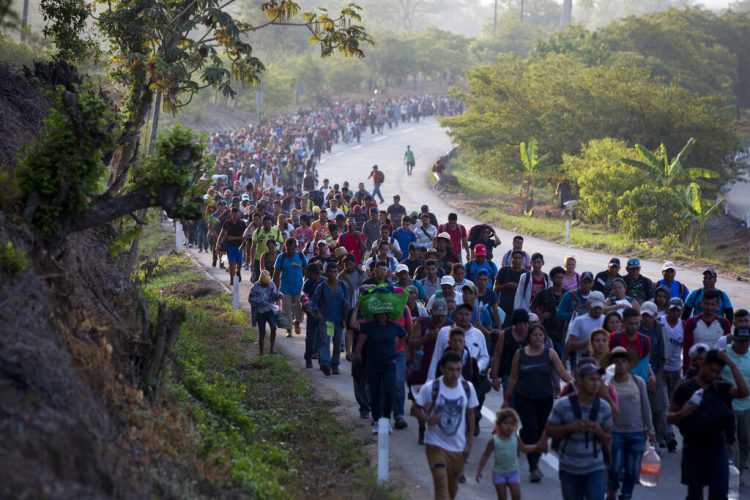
left=641, top=301, right=658, bottom=317
left=437, top=232, right=452, bottom=241
left=662, top=261, right=676, bottom=271
left=440, top=275, right=456, bottom=286
left=588, top=291, right=605, bottom=309
left=395, top=264, right=410, bottom=274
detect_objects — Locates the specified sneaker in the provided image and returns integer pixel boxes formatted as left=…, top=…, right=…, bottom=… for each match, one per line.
left=371, top=422, right=378, bottom=435
left=236, top=271, right=241, bottom=282
left=244, top=263, right=250, bottom=271
left=305, top=360, right=313, bottom=368
left=331, top=366, right=340, bottom=375
left=229, top=276, right=234, bottom=286
left=458, top=474, right=466, bottom=484
left=212, top=255, right=217, bottom=267
left=312, top=352, right=319, bottom=360
left=394, top=418, right=408, bottom=430
left=418, top=427, right=425, bottom=445
left=219, top=262, right=225, bottom=269
left=360, top=410, right=371, bottom=420
left=294, top=321, right=301, bottom=335
left=530, top=469, right=542, bottom=483
left=320, top=365, right=331, bottom=376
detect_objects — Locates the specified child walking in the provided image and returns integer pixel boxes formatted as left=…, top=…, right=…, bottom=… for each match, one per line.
left=476, top=408, right=538, bottom=500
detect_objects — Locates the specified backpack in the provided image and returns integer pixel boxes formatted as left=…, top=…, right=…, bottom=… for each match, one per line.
left=551, top=393, right=602, bottom=460
left=611, top=332, right=649, bottom=355
left=428, top=376, right=472, bottom=413
left=277, top=251, right=306, bottom=271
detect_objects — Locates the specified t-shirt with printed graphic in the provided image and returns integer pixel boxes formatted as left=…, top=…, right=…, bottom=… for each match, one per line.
left=416, top=377, right=479, bottom=452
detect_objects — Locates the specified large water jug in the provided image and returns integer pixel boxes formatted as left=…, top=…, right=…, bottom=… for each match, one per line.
left=639, top=445, right=661, bottom=487
left=728, top=459, right=740, bottom=500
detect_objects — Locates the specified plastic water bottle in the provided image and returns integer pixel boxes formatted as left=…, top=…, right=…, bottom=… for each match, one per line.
left=729, top=460, right=740, bottom=500
left=411, top=347, right=424, bottom=372
left=639, top=446, right=661, bottom=487
left=689, top=388, right=704, bottom=406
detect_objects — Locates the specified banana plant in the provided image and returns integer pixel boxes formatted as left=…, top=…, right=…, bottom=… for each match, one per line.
left=621, top=137, right=719, bottom=188
left=681, top=182, right=724, bottom=253
left=519, top=140, right=549, bottom=214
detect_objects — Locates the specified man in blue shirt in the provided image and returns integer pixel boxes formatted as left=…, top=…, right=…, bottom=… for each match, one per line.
left=392, top=217, right=416, bottom=261
left=657, top=261, right=689, bottom=301
left=310, top=261, right=349, bottom=375
left=465, top=244, right=498, bottom=282
left=273, top=237, right=308, bottom=338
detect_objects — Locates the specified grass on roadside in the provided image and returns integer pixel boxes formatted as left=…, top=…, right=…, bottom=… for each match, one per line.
left=140, top=243, right=394, bottom=499
left=447, top=159, right=746, bottom=274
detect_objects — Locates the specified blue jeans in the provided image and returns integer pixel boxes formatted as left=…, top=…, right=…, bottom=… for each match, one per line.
left=608, top=431, right=646, bottom=499
left=352, top=361, right=370, bottom=415
left=368, top=362, right=396, bottom=421
left=372, top=183, right=384, bottom=203
left=304, top=316, right=321, bottom=362
left=318, top=321, right=343, bottom=367
left=393, top=351, right=406, bottom=419
left=196, top=220, right=208, bottom=251
left=559, top=469, right=605, bottom=500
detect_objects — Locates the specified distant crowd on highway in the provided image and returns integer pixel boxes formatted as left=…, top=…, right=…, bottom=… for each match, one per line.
left=185, top=94, right=748, bottom=500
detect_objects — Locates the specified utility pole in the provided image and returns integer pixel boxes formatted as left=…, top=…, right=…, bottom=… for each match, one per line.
left=148, top=90, right=162, bottom=154
left=520, top=0, right=525, bottom=22
left=560, top=0, right=573, bottom=26
left=493, top=0, right=498, bottom=36
left=20, top=0, right=29, bottom=41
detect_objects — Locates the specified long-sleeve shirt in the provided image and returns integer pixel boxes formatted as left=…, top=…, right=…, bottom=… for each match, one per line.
left=427, top=325, right=489, bottom=381
left=310, top=280, right=349, bottom=323
left=556, top=288, right=589, bottom=322
left=248, top=282, right=282, bottom=313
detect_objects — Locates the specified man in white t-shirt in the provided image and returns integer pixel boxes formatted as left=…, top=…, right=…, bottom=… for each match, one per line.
left=414, top=350, right=479, bottom=500
left=426, top=303, right=490, bottom=381
left=564, top=290, right=605, bottom=362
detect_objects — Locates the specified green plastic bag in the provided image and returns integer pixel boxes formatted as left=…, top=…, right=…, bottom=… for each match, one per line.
left=358, top=284, right=409, bottom=321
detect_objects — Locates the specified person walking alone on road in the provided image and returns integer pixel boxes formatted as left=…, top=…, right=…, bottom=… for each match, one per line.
left=367, top=164, right=385, bottom=204
left=405, top=145, right=416, bottom=176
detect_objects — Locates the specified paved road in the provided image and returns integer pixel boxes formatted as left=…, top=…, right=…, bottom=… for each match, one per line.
left=184, top=116, right=750, bottom=498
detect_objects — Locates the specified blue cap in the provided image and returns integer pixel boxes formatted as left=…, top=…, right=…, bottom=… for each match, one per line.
left=626, top=258, right=641, bottom=268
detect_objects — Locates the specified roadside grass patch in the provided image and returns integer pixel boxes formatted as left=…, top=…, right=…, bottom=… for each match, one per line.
left=142, top=250, right=394, bottom=499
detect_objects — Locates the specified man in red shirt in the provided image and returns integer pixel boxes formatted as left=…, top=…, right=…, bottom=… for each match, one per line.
left=337, top=218, right=366, bottom=264
left=438, top=213, right=471, bottom=264
left=610, top=307, right=654, bottom=385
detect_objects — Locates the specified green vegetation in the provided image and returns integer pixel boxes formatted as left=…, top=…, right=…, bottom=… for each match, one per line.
left=0, top=240, right=29, bottom=276
left=138, top=243, right=391, bottom=499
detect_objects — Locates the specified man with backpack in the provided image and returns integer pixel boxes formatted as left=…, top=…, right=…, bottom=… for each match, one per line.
left=683, top=268, right=735, bottom=322
left=465, top=244, right=498, bottom=283
left=367, top=164, right=385, bottom=203
left=273, top=237, right=307, bottom=338
left=545, top=358, right=614, bottom=500
left=414, top=350, right=479, bottom=500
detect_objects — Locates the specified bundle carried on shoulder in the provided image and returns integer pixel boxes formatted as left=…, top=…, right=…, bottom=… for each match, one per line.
left=358, top=283, right=408, bottom=321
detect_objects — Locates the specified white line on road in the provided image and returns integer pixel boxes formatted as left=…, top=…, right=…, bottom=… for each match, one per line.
left=353, top=145, right=362, bottom=149
left=373, top=135, right=388, bottom=142
left=334, top=152, right=343, bottom=157
left=319, top=159, right=326, bottom=164
left=399, top=127, right=415, bottom=133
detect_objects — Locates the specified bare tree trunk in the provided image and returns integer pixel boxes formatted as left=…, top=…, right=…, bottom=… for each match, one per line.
left=142, top=301, right=186, bottom=401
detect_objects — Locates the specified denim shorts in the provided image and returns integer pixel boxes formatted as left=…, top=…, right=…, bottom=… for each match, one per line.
left=226, top=243, right=242, bottom=264
left=493, top=470, right=520, bottom=485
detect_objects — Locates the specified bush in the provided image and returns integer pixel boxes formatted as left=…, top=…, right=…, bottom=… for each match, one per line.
left=617, top=185, right=688, bottom=239
left=0, top=240, right=29, bottom=277
left=563, top=138, right=647, bottom=227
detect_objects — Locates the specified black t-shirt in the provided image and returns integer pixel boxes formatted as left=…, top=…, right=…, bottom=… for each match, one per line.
left=223, top=218, right=247, bottom=239
left=386, top=204, right=407, bottom=224
left=532, top=287, right=565, bottom=342
left=360, top=321, right=405, bottom=367
left=672, top=377, right=735, bottom=446
left=495, top=267, right=528, bottom=318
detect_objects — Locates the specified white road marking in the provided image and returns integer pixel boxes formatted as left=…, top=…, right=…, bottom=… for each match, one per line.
left=353, top=145, right=362, bottom=150
left=373, top=135, right=388, bottom=142
left=319, top=159, right=326, bottom=164
left=334, top=152, right=344, bottom=157
left=400, top=127, right=415, bottom=133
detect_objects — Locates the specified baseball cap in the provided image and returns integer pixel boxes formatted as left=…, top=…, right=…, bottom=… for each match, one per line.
left=734, top=326, right=750, bottom=340
left=576, top=358, right=605, bottom=378
left=312, top=206, right=321, bottom=214
left=431, top=298, right=448, bottom=315
left=609, top=257, right=621, bottom=266
left=393, top=194, right=400, bottom=199
left=640, top=301, right=658, bottom=317
left=241, top=193, right=250, bottom=201
left=474, top=244, right=487, bottom=256
left=688, top=343, right=709, bottom=360
left=370, top=207, right=378, bottom=213
left=588, top=291, right=605, bottom=309
left=662, top=261, right=676, bottom=271
left=440, top=275, right=456, bottom=286
left=668, top=297, right=684, bottom=310
left=580, top=271, right=594, bottom=282
left=395, top=264, right=410, bottom=274
left=626, top=258, right=641, bottom=268
left=437, top=231, right=451, bottom=241
left=462, top=282, right=478, bottom=293
left=703, top=268, right=717, bottom=278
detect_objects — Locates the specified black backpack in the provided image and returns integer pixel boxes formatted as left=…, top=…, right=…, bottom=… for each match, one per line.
left=551, top=392, right=601, bottom=460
